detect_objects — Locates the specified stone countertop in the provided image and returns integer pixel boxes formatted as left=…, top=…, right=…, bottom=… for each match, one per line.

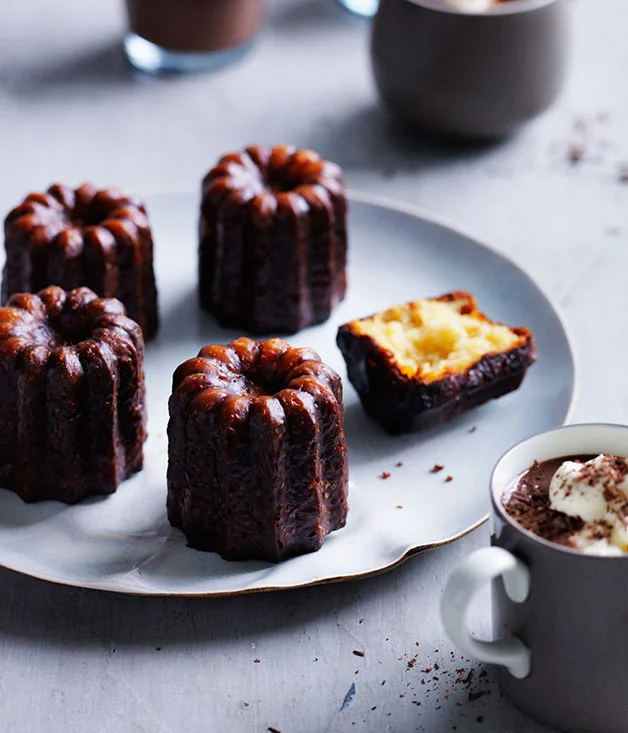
left=0, top=0, right=625, bottom=731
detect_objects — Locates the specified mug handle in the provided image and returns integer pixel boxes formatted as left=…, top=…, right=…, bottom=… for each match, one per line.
left=440, top=546, right=532, bottom=679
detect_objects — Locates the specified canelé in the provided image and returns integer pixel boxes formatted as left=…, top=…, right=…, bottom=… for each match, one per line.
left=167, top=337, right=349, bottom=562
left=199, top=144, right=347, bottom=335
left=336, top=291, right=536, bottom=434
left=3, top=183, right=159, bottom=340
left=0, top=286, right=146, bottom=503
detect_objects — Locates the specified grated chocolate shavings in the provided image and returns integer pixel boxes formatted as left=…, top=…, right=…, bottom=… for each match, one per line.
left=469, top=690, right=490, bottom=701
left=568, top=145, right=585, bottom=165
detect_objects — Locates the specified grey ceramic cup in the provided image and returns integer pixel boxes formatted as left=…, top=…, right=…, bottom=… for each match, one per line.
left=441, top=424, right=628, bottom=733
left=371, top=0, right=570, bottom=139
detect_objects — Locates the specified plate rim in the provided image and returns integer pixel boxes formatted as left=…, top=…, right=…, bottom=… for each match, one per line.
left=0, top=189, right=578, bottom=597
left=0, top=514, right=489, bottom=598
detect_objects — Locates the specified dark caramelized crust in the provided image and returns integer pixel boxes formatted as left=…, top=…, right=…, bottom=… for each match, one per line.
left=0, top=286, right=146, bottom=503
left=336, top=292, right=536, bottom=435
left=199, top=145, right=347, bottom=335
left=3, top=183, right=159, bottom=340
left=167, top=336, right=349, bottom=562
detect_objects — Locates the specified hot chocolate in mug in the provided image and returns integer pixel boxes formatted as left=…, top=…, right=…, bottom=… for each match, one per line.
left=441, top=424, right=628, bottom=733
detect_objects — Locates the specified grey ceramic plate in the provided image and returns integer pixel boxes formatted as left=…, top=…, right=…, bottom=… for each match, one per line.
left=0, top=191, right=575, bottom=595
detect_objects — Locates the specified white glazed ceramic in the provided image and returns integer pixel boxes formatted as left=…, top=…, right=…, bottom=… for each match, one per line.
left=0, top=192, right=575, bottom=595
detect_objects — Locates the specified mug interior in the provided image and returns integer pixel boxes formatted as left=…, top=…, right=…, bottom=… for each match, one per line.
left=491, top=423, right=628, bottom=525
left=403, top=0, right=562, bottom=16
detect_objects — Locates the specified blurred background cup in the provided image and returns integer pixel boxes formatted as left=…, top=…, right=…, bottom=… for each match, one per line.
left=123, top=0, right=264, bottom=74
left=370, top=0, right=570, bottom=140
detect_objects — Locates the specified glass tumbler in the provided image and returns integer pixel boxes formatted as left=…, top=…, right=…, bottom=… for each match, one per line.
left=124, top=0, right=264, bottom=74
left=335, top=0, right=379, bottom=17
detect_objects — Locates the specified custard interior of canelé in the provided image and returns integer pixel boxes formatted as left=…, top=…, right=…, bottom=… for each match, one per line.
left=353, top=299, right=522, bottom=382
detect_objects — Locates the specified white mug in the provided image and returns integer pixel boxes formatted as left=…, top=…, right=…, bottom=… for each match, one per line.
left=440, top=424, right=628, bottom=733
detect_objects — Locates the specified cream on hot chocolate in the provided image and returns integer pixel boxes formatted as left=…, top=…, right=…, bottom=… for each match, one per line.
left=549, top=455, right=628, bottom=556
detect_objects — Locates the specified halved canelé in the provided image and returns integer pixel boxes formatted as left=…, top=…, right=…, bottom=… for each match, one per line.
left=336, top=291, right=536, bottom=435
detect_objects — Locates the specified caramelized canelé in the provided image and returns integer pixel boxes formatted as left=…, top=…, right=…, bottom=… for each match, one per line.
left=3, top=183, right=159, bottom=340
left=167, top=337, right=349, bottom=562
left=199, top=145, right=347, bottom=335
left=336, top=291, right=536, bottom=434
left=0, top=286, right=146, bottom=503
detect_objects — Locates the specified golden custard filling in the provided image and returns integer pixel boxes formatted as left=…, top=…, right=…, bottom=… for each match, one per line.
left=353, top=299, right=521, bottom=382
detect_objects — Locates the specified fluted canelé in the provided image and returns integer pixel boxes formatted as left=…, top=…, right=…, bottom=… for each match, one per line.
left=0, top=286, right=146, bottom=503
left=199, top=145, right=347, bottom=335
left=167, top=337, right=349, bottom=562
left=3, top=183, right=159, bottom=340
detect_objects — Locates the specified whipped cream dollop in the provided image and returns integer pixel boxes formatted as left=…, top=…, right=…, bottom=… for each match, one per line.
left=549, top=454, right=628, bottom=556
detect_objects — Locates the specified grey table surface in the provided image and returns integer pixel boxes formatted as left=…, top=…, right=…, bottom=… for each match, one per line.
left=0, top=0, right=626, bottom=731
